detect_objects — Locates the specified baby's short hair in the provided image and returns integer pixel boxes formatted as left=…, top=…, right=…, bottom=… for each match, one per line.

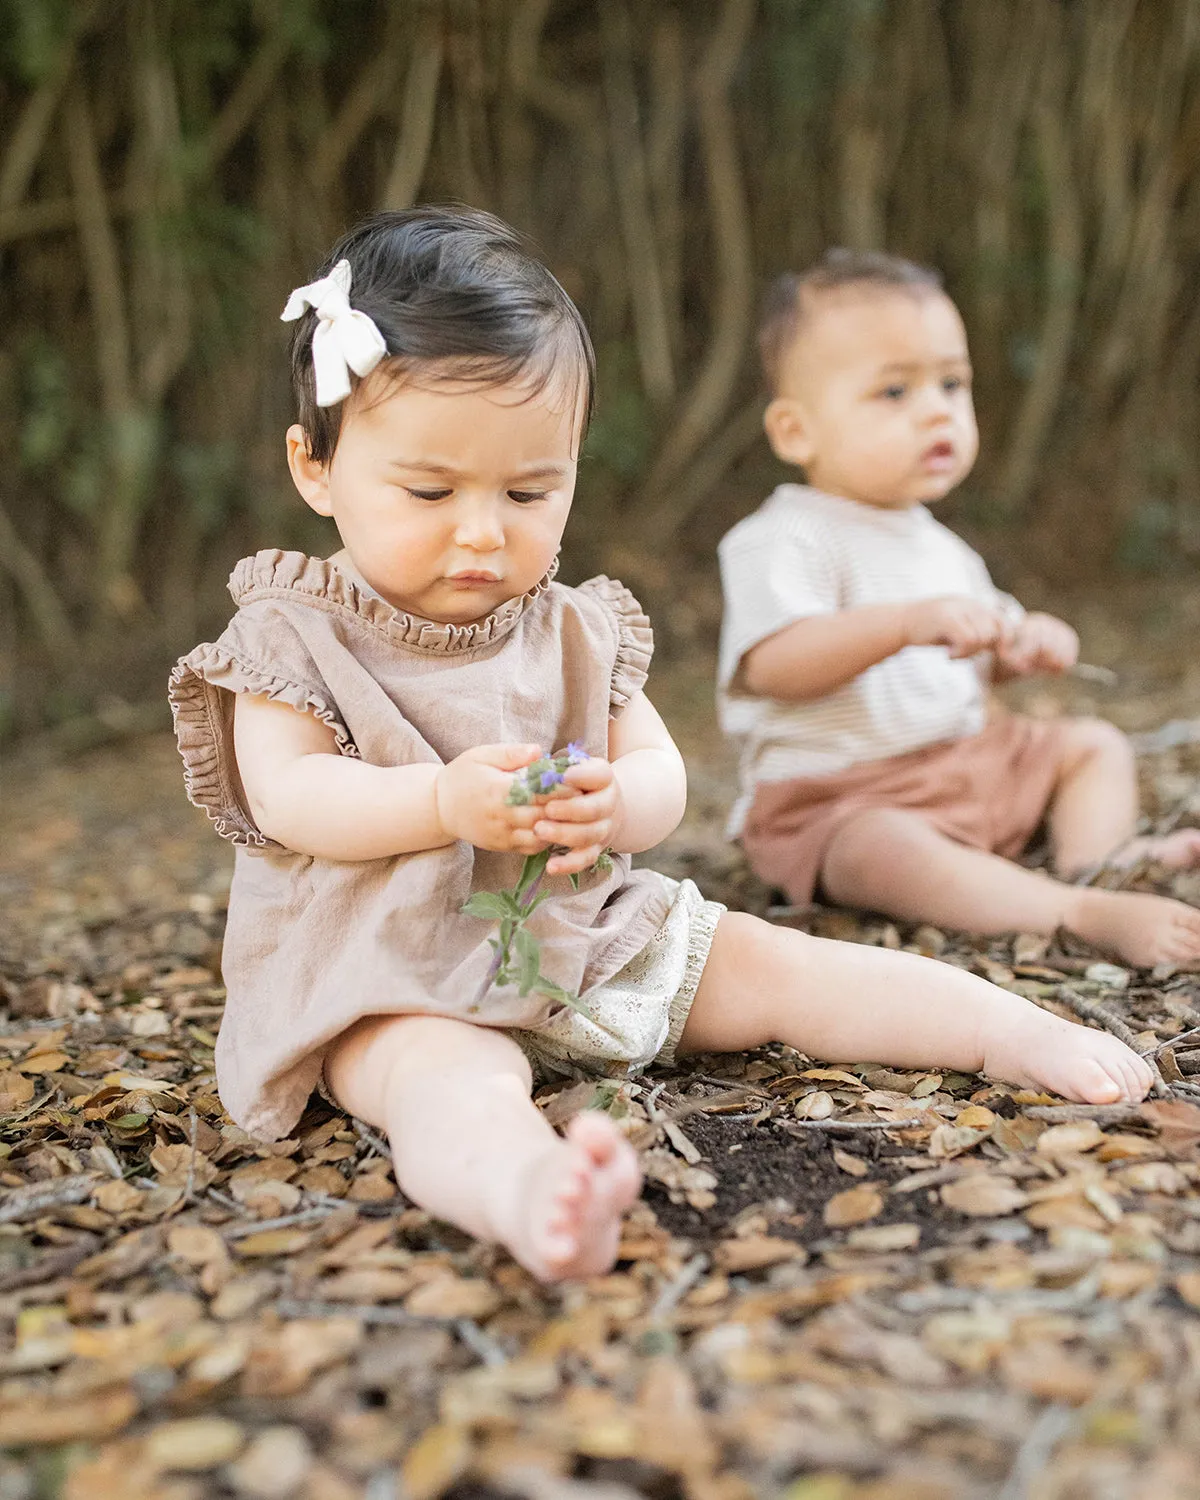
left=290, top=206, right=596, bottom=463
left=758, top=248, right=945, bottom=394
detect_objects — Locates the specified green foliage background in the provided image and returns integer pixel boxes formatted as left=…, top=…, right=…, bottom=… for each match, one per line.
left=4, top=0, right=1200, bottom=732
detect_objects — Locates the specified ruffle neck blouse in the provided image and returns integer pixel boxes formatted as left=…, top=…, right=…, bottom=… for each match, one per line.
left=169, top=549, right=671, bottom=1139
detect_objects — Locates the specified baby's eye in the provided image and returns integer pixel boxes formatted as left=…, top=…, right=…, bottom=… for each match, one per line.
left=942, top=375, right=964, bottom=393
left=507, top=490, right=547, bottom=505
left=878, top=384, right=906, bottom=401
left=406, top=488, right=452, bottom=502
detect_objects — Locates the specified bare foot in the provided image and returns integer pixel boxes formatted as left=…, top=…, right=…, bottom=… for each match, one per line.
left=503, top=1111, right=641, bottom=1282
left=1066, top=886, right=1200, bottom=968
left=1108, top=829, right=1200, bottom=871
left=982, top=1004, right=1156, bottom=1104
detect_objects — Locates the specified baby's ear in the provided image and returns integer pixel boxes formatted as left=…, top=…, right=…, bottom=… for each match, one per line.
left=286, top=424, right=333, bottom=516
left=763, top=397, right=813, bottom=468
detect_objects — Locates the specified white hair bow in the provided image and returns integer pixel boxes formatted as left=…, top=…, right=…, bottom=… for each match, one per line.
left=280, top=259, right=387, bottom=408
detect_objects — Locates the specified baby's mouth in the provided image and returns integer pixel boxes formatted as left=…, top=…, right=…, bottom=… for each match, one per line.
left=921, top=439, right=957, bottom=468
left=447, top=571, right=501, bottom=586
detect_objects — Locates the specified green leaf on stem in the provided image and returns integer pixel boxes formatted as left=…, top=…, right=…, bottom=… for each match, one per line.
left=514, top=926, right=541, bottom=997
left=462, top=891, right=522, bottom=921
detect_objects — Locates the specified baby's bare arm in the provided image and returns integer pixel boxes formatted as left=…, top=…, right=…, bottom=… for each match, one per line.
left=607, top=691, right=687, bottom=852
left=741, top=597, right=1010, bottom=701
left=233, top=694, right=546, bottom=861
left=233, top=694, right=448, bottom=859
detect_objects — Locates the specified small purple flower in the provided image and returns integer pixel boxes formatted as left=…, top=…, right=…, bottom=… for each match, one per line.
left=539, top=768, right=565, bottom=792
left=565, top=741, right=588, bottom=765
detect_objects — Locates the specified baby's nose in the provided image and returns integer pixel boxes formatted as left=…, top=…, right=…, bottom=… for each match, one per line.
left=454, top=502, right=505, bottom=549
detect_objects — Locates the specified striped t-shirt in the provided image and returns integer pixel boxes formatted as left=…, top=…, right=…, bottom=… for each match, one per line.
left=717, top=484, right=1020, bottom=836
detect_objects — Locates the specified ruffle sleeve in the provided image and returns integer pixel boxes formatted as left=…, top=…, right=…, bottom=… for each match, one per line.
left=168, top=635, right=358, bottom=847
left=576, top=576, right=654, bottom=716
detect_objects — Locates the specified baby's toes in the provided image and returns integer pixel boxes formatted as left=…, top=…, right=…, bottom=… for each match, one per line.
left=1070, top=1056, right=1124, bottom=1105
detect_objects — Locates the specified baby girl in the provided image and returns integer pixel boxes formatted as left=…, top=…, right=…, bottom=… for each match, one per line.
left=171, top=209, right=1154, bottom=1284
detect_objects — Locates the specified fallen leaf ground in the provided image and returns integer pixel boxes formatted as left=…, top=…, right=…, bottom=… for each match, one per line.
left=6, top=587, right=1200, bottom=1500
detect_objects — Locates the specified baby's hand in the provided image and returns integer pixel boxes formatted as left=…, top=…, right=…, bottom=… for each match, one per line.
left=531, top=757, right=622, bottom=878
left=436, top=744, right=553, bottom=855
left=994, top=611, right=1079, bottom=676
left=904, top=596, right=1010, bottom=659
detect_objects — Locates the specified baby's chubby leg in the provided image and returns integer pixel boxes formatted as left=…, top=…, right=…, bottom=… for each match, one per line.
left=324, top=1015, right=640, bottom=1281
left=679, top=913, right=1156, bottom=1104
left=823, top=808, right=1200, bottom=969
left=1046, top=716, right=1200, bottom=875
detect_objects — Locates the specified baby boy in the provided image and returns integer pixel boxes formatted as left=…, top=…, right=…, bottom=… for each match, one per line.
left=718, top=249, right=1200, bottom=968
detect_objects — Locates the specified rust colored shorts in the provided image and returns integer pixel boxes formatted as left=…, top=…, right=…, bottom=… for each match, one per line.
left=739, top=713, right=1072, bottom=906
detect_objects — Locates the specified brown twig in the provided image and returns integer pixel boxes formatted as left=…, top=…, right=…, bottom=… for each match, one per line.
left=354, top=1119, right=393, bottom=1162
left=183, top=1106, right=199, bottom=1205
left=1023, top=1103, right=1146, bottom=1125
left=0, top=1174, right=99, bottom=1226
left=222, top=1206, right=337, bottom=1241
left=775, top=1117, right=907, bottom=1135
left=1143, top=1026, right=1200, bottom=1059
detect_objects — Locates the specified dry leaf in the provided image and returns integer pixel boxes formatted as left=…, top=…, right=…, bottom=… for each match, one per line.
left=0, top=1385, right=138, bottom=1444
left=401, top=1423, right=472, bottom=1500
left=1024, top=1195, right=1109, bottom=1232
left=846, top=1222, right=920, bottom=1252
left=831, top=1147, right=868, bottom=1177
left=941, top=1175, right=1029, bottom=1217
left=0, top=1070, right=35, bottom=1111
left=16, top=1051, right=70, bottom=1074
left=225, top=1425, right=313, bottom=1498
left=1114, top=1161, right=1188, bottom=1194
left=801, top=1068, right=866, bottom=1088
left=823, top=1184, right=883, bottom=1227
left=794, top=1090, right=834, bottom=1120
left=1036, top=1120, right=1105, bottom=1156
left=75, top=1227, right=162, bottom=1284
left=320, top=1267, right=416, bottom=1303
left=634, top=1357, right=719, bottom=1475
left=242, top=1318, right=362, bottom=1398
left=234, top=1228, right=314, bottom=1257
left=1000, top=1342, right=1099, bottom=1403
left=94, top=1179, right=145, bottom=1215
left=406, top=1274, right=500, bottom=1320
left=713, top=1236, right=804, bottom=1272
left=144, top=1416, right=245, bottom=1471
left=1174, top=1271, right=1200, bottom=1308
left=928, top=1123, right=990, bottom=1159
left=149, top=1142, right=217, bottom=1190
left=955, top=1105, right=996, bottom=1129
left=345, top=1172, right=397, bottom=1203
left=1142, top=1098, right=1200, bottom=1155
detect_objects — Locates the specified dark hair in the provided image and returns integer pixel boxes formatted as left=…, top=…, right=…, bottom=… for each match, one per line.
left=289, top=206, right=596, bottom=463
left=758, top=248, right=945, bottom=394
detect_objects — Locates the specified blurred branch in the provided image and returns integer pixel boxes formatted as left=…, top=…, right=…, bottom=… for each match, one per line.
left=834, top=0, right=886, bottom=249
left=506, top=0, right=592, bottom=132
left=64, top=78, right=149, bottom=614
left=994, top=43, right=1083, bottom=519
left=0, top=1, right=97, bottom=214
left=311, top=16, right=402, bottom=191
left=378, top=4, right=444, bottom=211
left=600, top=0, right=675, bottom=406
left=198, top=6, right=295, bottom=172
left=64, top=80, right=134, bottom=422
left=0, top=498, right=74, bottom=673
left=645, top=13, right=687, bottom=368
left=639, top=0, right=755, bottom=529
